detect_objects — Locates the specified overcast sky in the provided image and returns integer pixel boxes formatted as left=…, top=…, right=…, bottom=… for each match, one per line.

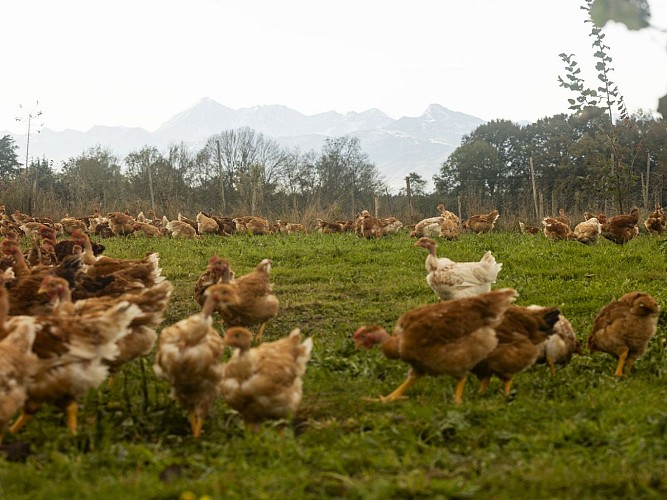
left=2, top=0, right=666, bottom=135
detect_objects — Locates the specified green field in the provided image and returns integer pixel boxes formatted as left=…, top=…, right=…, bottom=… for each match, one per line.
left=1, top=231, right=666, bottom=499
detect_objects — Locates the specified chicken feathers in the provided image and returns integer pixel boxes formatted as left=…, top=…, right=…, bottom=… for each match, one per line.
left=415, top=237, right=502, bottom=300
left=221, top=326, right=313, bottom=433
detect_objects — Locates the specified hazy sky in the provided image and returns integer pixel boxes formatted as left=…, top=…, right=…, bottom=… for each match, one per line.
left=2, top=0, right=666, bottom=134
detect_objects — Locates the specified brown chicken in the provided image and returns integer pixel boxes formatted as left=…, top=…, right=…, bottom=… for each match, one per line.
left=555, top=208, right=572, bottom=228
left=153, top=284, right=239, bottom=437
left=519, top=222, right=541, bottom=234
left=165, top=219, right=198, bottom=238
left=587, top=291, right=660, bottom=376
left=542, top=217, right=573, bottom=241
left=436, top=203, right=461, bottom=226
left=38, top=275, right=173, bottom=376
left=462, top=210, right=499, bottom=233
left=196, top=212, right=220, bottom=235
left=221, top=326, right=313, bottom=433
left=0, top=314, right=38, bottom=443
left=2, top=238, right=84, bottom=316
left=315, top=218, right=345, bottom=234
left=534, top=311, right=583, bottom=375
left=353, top=288, right=518, bottom=404
left=194, top=256, right=233, bottom=307
left=439, top=219, right=459, bottom=240
left=601, top=207, right=640, bottom=244
left=217, top=259, right=279, bottom=343
left=0, top=283, right=141, bottom=435
left=107, top=211, right=136, bottom=236
left=643, top=204, right=667, bottom=235
left=415, top=237, right=502, bottom=300
left=471, top=305, right=560, bottom=396
left=233, top=216, right=271, bottom=235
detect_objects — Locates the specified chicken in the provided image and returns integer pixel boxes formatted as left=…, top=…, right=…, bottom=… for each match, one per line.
left=132, top=221, right=163, bottom=237
left=221, top=326, right=313, bottom=433
left=379, top=217, right=403, bottom=235
left=534, top=312, right=582, bottom=375
left=353, top=288, right=518, bottom=404
left=354, top=210, right=384, bottom=239
left=542, top=217, right=573, bottom=241
left=60, top=216, right=88, bottom=235
left=1, top=284, right=141, bottom=435
left=601, top=207, right=640, bottom=244
left=587, top=291, right=659, bottom=377
left=410, top=216, right=444, bottom=238
left=38, top=275, right=173, bottom=376
left=194, top=256, right=233, bottom=307
left=414, top=237, right=502, bottom=300
left=436, top=204, right=461, bottom=225
left=555, top=208, right=572, bottom=228
left=107, top=211, right=136, bottom=236
left=0, top=315, right=38, bottom=443
left=166, top=219, right=198, bottom=238
left=217, top=259, right=279, bottom=343
left=462, top=210, right=499, bottom=233
left=196, top=212, right=220, bottom=235
left=177, top=213, right=199, bottom=233
left=519, top=222, right=541, bottom=234
left=315, top=218, right=345, bottom=234
left=572, top=217, right=601, bottom=245
left=276, top=220, right=307, bottom=234
left=439, top=218, right=459, bottom=240
left=471, top=305, right=560, bottom=396
left=2, top=238, right=84, bottom=316
left=233, top=216, right=271, bottom=235
left=153, top=284, right=239, bottom=437
left=643, top=204, right=667, bottom=235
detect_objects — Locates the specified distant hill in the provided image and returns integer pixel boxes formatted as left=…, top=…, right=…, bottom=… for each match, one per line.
left=3, top=98, right=486, bottom=191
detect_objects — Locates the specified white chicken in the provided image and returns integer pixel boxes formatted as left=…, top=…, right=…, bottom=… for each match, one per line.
left=153, top=284, right=240, bottom=437
left=414, top=237, right=502, bottom=300
left=221, top=326, right=313, bottom=433
left=572, top=217, right=601, bottom=245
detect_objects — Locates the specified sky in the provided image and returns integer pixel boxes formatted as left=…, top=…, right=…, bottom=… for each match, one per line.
left=2, top=0, right=666, bottom=135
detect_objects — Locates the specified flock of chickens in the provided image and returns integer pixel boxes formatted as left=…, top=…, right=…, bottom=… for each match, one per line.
left=0, top=201, right=663, bottom=443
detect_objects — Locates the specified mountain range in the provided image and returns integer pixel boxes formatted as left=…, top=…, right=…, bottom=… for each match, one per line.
left=3, top=98, right=487, bottom=190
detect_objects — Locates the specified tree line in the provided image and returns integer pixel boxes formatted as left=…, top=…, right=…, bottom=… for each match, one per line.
left=1, top=109, right=665, bottom=227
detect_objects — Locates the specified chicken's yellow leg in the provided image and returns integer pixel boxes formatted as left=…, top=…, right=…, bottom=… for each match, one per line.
left=547, top=355, right=557, bottom=376
left=377, top=372, right=422, bottom=403
left=503, top=378, right=514, bottom=397
left=454, top=375, right=468, bottom=405
left=478, top=377, right=491, bottom=395
left=614, top=348, right=629, bottom=377
left=9, top=411, right=32, bottom=434
left=254, top=323, right=267, bottom=344
left=66, top=401, right=78, bottom=435
left=192, top=416, right=205, bottom=438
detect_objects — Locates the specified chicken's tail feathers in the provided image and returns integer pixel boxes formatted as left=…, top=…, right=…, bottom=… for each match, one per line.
left=543, top=307, right=562, bottom=334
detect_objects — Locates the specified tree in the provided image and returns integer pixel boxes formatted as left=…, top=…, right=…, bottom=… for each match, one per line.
left=59, top=147, right=126, bottom=213
left=316, top=136, right=384, bottom=216
left=399, top=172, right=428, bottom=197
left=198, top=127, right=288, bottom=214
left=0, top=135, right=21, bottom=179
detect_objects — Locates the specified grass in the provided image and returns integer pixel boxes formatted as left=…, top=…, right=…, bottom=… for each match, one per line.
left=1, top=230, right=666, bottom=499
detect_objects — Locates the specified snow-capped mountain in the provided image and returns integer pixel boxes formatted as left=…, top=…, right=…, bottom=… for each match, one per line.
left=4, top=98, right=486, bottom=190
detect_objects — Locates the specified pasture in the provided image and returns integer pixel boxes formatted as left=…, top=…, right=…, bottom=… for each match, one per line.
left=1, top=230, right=666, bottom=499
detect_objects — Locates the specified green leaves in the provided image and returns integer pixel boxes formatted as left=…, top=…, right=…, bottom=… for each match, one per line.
left=590, top=0, right=651, bottom=30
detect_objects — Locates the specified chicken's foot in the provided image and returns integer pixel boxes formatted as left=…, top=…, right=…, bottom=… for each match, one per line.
left=502, top=379, right=514, bottom=397
left=375, top=372, right=421, bottom=403
left=478, top=377, right=491, bottom=395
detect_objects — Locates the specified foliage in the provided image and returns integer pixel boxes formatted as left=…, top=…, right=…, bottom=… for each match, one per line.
left=0, top=134, right=21, bottom=179
left=1, top=231, right=666, bottom=498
